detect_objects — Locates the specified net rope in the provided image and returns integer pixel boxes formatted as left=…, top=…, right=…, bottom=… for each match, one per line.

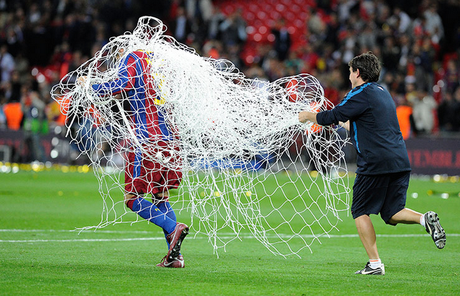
left=51, top=16, right=351, bottom=257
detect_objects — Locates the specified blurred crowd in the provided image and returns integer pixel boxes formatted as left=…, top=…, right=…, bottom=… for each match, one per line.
left=0, top=0, right=460, bottom=162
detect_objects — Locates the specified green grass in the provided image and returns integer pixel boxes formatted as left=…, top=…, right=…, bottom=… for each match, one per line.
left=0, top=169, right=459, bottom=295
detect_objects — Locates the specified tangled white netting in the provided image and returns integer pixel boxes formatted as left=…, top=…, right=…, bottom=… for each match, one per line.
left=51, top=17, right=351, bottom=257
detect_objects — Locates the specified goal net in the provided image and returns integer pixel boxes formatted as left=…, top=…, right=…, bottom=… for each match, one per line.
left=51, top=16, right=350, bottom=257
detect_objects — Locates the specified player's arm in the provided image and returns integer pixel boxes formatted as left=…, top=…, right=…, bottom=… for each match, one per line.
left=313, top=94, right=367, bottom=126
left=80, top=55, right=136, bottom=97
left=299, top=110, right=350, bottom=132
left=76, top=76, right=125, bottom=104
left=77, top=75, right=130, bottom=97
left=339, top=120, right=350, bottom=131
left=298, top=111, right=317, bottom=123
left=91, top=70, right=132, bottom=97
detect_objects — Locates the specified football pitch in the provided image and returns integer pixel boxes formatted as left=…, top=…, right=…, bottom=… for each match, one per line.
left=1, top=168, right=459, bottom=295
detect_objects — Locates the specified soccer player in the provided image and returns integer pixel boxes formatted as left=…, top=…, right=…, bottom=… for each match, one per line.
left=78, top=44, right=189, bottom=268
left=298, top=52, right=446, bottom=275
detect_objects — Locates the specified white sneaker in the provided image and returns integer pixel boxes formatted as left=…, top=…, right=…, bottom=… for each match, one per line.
left=355, top=262, right=385, bottom=275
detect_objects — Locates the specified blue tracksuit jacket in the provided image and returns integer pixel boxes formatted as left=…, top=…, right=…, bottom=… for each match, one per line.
left=316, top=82, right=411, bottom=175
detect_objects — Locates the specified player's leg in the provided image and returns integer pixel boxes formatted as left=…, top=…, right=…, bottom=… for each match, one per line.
left=355, top=215, right=379, bottom=259
left=155, top=193, right=187, bottom=268
left=124, top=193, right=177, bottom=234
left=388, top=208, right=421, bottom=224
left=152, top=192, right=177, bottom=248
left=124, top=149, right=178, bottom=235
left=354, top=215, right=384, bottom=275
left=157, top=200, right=176, bottom=221
left=154, top=192, right=189, bottom=267
left=148, top=143, right=188, bottom=267
left=155, top=153, right=189, bottom=263
left=389, top=208, right=446, bottom=249
left=384, top=172, right=446, bottom=249
left=125, top=192, right=187, bottom=267
left=352, top=174, right=386, bottom=275
left=382, top=171, right=416, bottom=225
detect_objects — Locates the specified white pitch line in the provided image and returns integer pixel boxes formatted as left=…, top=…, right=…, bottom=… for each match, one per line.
left=0, top=229, right=153, bottom=234
left=0, top=236, right=242, bottom=243
left=0, top=229, right=457, bottom=243
left=0, top=238, right=164, bottom=243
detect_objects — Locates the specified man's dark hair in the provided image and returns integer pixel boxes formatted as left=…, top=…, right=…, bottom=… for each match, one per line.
left=348, top=52, right=381, bottom=82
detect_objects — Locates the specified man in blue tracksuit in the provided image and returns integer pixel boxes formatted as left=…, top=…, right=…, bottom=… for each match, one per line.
left=299, top=52, right=446, bottom=275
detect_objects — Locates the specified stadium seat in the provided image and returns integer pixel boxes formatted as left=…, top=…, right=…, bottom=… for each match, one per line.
left=217, top=0, right=316, bottom=61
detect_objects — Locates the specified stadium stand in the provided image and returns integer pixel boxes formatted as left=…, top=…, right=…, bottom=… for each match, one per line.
left=0, top=0, right=459, bottom=168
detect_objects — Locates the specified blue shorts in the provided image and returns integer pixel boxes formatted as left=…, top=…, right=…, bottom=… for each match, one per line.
left=351, top=171, right=410, bottom=224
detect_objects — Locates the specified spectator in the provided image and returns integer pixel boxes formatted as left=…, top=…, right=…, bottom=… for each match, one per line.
left=398, top=35, right=411, bottom=70
left=396, top=98, right=413, bottom=139
left=357, top=20, right=377, bottom=51
left=0, top=44, right=15, bottom=84
left=169, top=6, right=192, bottom=44
left=284, top=51, right=305, bottom=74
left=412, top=38, right=436, bottom=93
left=409, top=89, right=437, bottom=135
left=185, top=0, right=214, bottom=45
left=324, top=12, right=340, bottom=49
left=452, top=87, right=460, bottom=131
left=27, top=3, right=41, bottom=26
left=62, top=50, right=85, bottom=84
left=423, top=3, right=444, bottom=45
left=308, top=8, right=326, bottom=41
left=299, top=43, right=319, bottom=73
left=5, top=70, right=21, bottom=103
left=5, top=24, right=24, bottom=58
left=185, top=0, right=214, bottom=24
left=51, top=41, right=72, bottom=79
left=380, top=71, right=394, bottom=92
left=207, top=6, right=226, bottom=40
left=218, top=9, right=247, bottom=50
left=0, top=95, right=6, bottom=129
left=263, top=56, right=285, bottom=81
left=3, top=100, right=23, bottom=130
left=381, top=36, right=401, bottom=74
left=271, top=18, right=292, bottom=61
left=202, top=39, right=222, bottom=59
left=221, top=43, right=245, bottom=70
left=411, top=14, right=428, bottom=40
left=443, top=58, right=460, bottom=94
left=392, top=6, right=412, bottom=35
left=0, top=0, right=458, bottom=145
left=21, top=84, right=47, bottom=162
left=437, top=91, right=457, bottom=132
left=336, top=0, right=358, bottom=24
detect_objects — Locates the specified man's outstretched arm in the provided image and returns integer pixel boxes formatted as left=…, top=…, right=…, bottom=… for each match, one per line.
left=298, top=111, right=317, bottom=124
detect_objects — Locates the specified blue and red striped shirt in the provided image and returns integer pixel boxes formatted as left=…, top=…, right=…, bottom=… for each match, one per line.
left=92, top=50, right=173, bottom=144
